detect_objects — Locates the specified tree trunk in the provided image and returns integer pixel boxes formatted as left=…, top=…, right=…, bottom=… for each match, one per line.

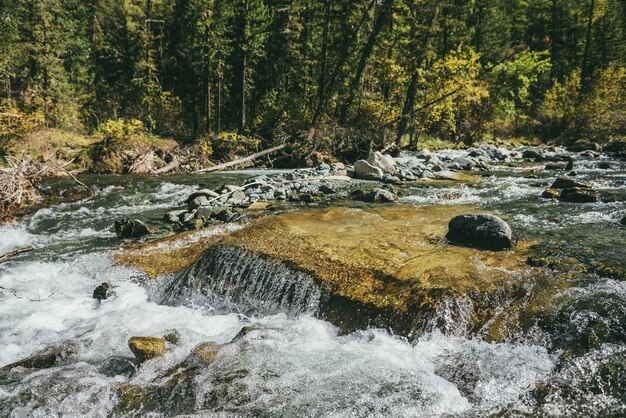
left=339, top=0, right=394, bottom=122
left=580, top=0, right=595, bottom=93
left=314, top=0, right=331, bottom=124
left=241, top=52, right=247, bottom=132
left=550, top=0, right=558, bottom=83
left=312, top=0, right=376, bottom=126
left=395, top=5, right=440, bottom=146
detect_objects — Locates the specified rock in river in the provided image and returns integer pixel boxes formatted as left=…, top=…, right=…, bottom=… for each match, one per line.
left=128, top=336, right=168, bottom=363
left=354, top=188, right=398, bottom=203
left=353, top=159, right=384, bottom=180
left=445, top=214, right=515, bottom=251
left=560, top=188, right=598, bottom=203
left=93, top=282, right=113, bottom=301
left=158, top=206, right=531, bottom=339
left=114, top=218, right=151, bottom=239
left=366, top=151, right=396, bottom=174
left=550, top=176, right=592, bottom=190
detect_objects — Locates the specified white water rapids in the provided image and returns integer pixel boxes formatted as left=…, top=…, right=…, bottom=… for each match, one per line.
left=0, top=158, right=624, bottom=416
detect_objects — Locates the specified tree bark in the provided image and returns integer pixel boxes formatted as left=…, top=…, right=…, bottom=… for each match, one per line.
left=339, top=0, right=394, bottom=122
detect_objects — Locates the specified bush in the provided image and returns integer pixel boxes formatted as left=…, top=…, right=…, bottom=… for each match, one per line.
left=208, top=132, right=261, bottom=160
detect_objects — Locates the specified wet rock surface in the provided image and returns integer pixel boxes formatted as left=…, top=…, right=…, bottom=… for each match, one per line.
left=128, top=336, right=168, bottom=362
left=163, top=206, right=532, bottom=338
left=445, top=214, right=515, bottom=251
left=114, top=218, right=152, bottom=239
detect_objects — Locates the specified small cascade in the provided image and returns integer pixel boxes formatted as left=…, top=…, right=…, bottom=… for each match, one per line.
left=430, top=297, right=475, bottom=336
left=160, top=245, right=329, bottom=317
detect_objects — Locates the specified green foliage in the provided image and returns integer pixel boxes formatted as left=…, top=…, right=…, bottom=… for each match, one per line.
left=580, top=65, right=626, bottom=140
left=209, top=132, right=261, bottom=160
left=0, top=0, right=624, bottom=150
left=419, top=47, right=490, bottom=144
left=539, top=70, right=583, bottom=138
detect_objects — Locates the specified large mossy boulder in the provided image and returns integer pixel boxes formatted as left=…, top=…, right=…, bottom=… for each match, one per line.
left=162, top=206, right=532, bottom=338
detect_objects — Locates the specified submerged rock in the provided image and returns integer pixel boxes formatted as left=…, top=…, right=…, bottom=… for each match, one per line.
left=354, top=188, right=398, bottom=203
left=545, top=163, right=567, bottom=170
left=163, top=206, right=531, bottom=338
left=621, top=215, right=626, bottom=226
left=550, top=176, right=591, bottom=190
left=0, top=341, right=80, bottom=376
left=560, top=188, right=598, bottom=203
left=114, top=218, right=152, bottom=239
left=541, top=189, right=560, bottom=199
left=445, top=214, right=515, bottom=251
left=93, top=282, right=113, bottom=301
left=128, top=336, right=168, bottom=362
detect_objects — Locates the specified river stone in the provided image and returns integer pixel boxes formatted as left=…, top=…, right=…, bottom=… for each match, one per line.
left=189, top=196, right=211, bottom=210
left=0, top=341, right=80, bottom=376
left=114, top=219, right=151, bottom=239
left=598, top=161, right=613, bottom=170
left=621, top=215, right=626, bottom=226
left=545, top=163, right=567, bottom=170
left=560, top=188, right=598, bottom=203
left=522, top=149, right=545, bottom=161
left=354, top=160, right=384, bottom=180
left=445, top=214, right=515, bottom=251
left=227, top=190, right=246, bottom=205
left=161, top=206, right=531, bottom=339
left=551, top=176, right=592, bottom=189
left=366, top=151, right=396, bottom=174
left=355, top=188, right=398, bottom=203
left=128, top=336, right=168, bottom=362
left=93, top=282, right=113, bottom=301
left=186, top=189, right=219, bottom=204
left=453, top=157, right=476, bottom=170
left=541, top=189, right=560, bottom=199
left=164, top=209, right=187, bottom=223
left=98, top=356, right=139, bottom=378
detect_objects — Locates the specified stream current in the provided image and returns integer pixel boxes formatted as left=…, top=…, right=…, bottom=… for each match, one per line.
left=0, top=151, right=625, bottom=417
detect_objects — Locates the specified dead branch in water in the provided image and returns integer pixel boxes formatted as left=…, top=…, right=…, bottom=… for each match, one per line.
left=195, top=143, right=287, bottom=173
left=0, top=245, right=36, bottom=262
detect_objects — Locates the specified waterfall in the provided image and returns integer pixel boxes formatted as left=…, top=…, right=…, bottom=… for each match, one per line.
left=160, top=245, right=329, bottom=317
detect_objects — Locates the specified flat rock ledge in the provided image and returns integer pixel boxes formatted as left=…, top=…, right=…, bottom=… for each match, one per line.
left=157, top=205, right=533, bottom=339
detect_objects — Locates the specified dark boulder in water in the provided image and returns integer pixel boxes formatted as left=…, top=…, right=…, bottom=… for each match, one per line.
left=550, top=176, right=591, bottom=190
left=446, top=214, right=515, bottom=251
left=93, top=282, right=113, bottom=301
left=114, top=218, right=151, bottom=239
left=522, top=149, right=545, bottom=161
left=541, top=189, right=560, bottom=199
left=0, top=341, right=79, bottom=376
left=560, top=188, right=598, bottom=203
left=354, top=188, right=398, bottom=203
left=621, top=216, right=626, bottom=226
left=545, top=163, right=567, bottom=170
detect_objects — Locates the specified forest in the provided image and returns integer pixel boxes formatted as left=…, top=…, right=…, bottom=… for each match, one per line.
left=0, top=0, right=625, bottom=165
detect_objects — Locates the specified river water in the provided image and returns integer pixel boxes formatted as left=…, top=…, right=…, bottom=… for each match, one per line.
left=0, top=153, right=625, bottom=417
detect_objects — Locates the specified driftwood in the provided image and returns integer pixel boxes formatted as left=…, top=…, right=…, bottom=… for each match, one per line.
left=157, top=155, right=189, bottom=174
left=0, top=245, right=36, bottom=262
left=195, top=143, right=287, bottom=173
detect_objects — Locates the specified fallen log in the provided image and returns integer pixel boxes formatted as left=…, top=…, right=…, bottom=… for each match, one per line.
left=0, top=245, right=36, bottom=262
left=195, top=143, right=287, bottom=173
left=157, top=156, right=189, bottom=174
